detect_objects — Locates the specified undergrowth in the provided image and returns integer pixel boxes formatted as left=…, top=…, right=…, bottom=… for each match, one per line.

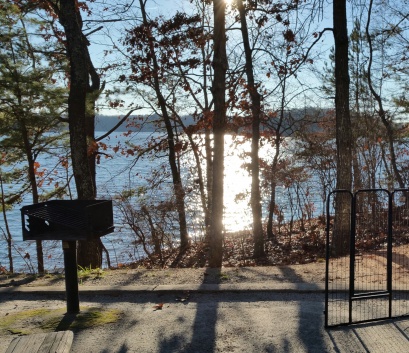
left=122, top=218, right=328, bottom=269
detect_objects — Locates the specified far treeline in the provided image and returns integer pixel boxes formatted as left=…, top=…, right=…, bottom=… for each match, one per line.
left=1, top=0, right=409, bottom=273
left=95, top=111, right=319, bottom=133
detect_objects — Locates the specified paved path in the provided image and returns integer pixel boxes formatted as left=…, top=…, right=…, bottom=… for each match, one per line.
left=1, top=284, right=409, bottom=352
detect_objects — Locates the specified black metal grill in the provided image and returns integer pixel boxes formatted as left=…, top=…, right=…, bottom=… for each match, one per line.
left=20, top=199, right=115, bottom=314
left=21, top=200, right=114, bottom=241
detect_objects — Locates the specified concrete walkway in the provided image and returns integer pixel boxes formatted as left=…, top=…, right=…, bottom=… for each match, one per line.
left=1, top=282, right=409, bottom=353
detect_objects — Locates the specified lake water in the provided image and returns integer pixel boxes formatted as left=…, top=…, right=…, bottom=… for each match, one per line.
left=0, top=132, right=322, bottom=272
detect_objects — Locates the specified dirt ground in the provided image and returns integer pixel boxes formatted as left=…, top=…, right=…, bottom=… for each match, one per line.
left=0, top=261, right=327, bottom=289
left=2, top=245, right=409, bottom=353
left=0, top=262, right=329, bottom=350
left=2, top=243, right=409, bottom=289
left=2, top=262, right=409, bottom=353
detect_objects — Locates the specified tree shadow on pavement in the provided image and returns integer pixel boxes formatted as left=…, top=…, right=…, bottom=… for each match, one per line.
left=158, top=267, right=221, bottom=353
left=327, top=318, right=409, bottom=353
left=8, top=267, right=409, bottom=352
left=279, top=266, right=328, bottom=353
left=158, top=266, right=329, bottom=353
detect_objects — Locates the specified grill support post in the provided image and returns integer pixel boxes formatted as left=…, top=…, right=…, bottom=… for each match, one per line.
left=62, top=241, right=80, bottom=314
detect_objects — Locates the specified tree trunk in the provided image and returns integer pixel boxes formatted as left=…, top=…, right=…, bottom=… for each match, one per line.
left=78, top=45, right=105, bottom=267
left=28, top=158, right=44, bottom=275
left=237, top=0, right=265, bottom=258
left=333, top=0, right=353, bottom=256
left=267, top=146, right=280, bottom=241
left=200, top=0, right=213, bottom=242
left=19, top=117, right=45, bottom=274
left=205, top=117, right=213, bottom=241
left=14, top=64, right=44, bottom=273
left=139, top=0, right=190, bottom=249
left=200, top=8, right=213, bottom=239
left=0, top=174, right=13, bottom=273
left=209, top=0, right=227, bottom=268
left=58, top=0, right=102, bottom=268
left=365, top=0, right=404, bottom=189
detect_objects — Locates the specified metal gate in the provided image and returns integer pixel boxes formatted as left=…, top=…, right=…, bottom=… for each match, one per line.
left=325, top=189, right=409, bottom=327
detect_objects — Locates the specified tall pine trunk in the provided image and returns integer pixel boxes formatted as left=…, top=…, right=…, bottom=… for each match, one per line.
left=365, top=0, right=404, bottom=189
left=23, top=130, right=44, bottom=274
left=139, top=0, right=190, bottom=249
left=333, top=0, right=353, bottom=256
left=237, top=0, right=265, bottom=258
left=209, top=0, right=227, bottom=267
left=0, top=174, right=13, bottom=273
left=58, top=0, right=102, bottom=268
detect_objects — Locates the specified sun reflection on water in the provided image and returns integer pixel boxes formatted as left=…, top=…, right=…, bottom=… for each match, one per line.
left=222, top=135, right=272, bottom=233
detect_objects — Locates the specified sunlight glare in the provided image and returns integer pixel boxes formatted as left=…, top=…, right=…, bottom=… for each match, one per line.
left=222, top=135, right=272, bottom=233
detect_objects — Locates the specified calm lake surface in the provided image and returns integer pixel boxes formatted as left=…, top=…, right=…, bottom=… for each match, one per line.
left=0, top=132, right=321, bottom=272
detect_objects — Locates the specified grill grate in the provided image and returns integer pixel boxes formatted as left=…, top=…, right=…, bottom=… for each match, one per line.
left=21, top=200, right=114, bottom=241
left=24, top=204, right=87, bottom=229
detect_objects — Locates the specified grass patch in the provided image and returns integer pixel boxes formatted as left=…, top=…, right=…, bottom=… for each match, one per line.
left=77, top=266, right=104, bottom=283
left=218, top=273, right=230, bottom=281
left=41, top=307, right=121, bottom=331
left=0, top=307, right=122, bottom=335
left=43, top=273, right=64, bottom=280
left=0, top=308, right=52, bottom=335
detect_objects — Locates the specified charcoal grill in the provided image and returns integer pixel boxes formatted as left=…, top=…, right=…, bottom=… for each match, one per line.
left=21, top=200, right=114, bottom=314
left=21, top=200, right=114, bottom=241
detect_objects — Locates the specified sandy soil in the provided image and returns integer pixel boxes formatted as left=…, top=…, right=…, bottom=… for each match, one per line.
left=0, top=262, right=327, bottom=289
left=2, top=243, right=409, bottom=289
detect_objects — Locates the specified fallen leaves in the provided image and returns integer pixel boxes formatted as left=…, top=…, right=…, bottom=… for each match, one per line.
left=153, top=291, right=191, bottom=311
left=120, top=218, right=331, bottom=269
left=153, top=303, right=164, bottom=311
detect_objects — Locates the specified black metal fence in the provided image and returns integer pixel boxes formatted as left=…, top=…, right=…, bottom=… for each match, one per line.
left=325, top=189, right=409, bottom=327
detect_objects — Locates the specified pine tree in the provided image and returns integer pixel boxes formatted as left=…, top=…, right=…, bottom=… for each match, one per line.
left=0, top=2, right=69, bottom=273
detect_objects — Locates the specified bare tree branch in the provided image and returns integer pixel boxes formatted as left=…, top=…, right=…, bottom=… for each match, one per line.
left=96, top=108, right=142, bottom=141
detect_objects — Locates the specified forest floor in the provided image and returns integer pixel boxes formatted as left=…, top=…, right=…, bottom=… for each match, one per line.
left=2, top=217, right=409, bottom=288
left=128, top=217, right=328, bottom=270
left=0, top=238, right=327, bottom=289
left=0, top=219, right=328, bottom=287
